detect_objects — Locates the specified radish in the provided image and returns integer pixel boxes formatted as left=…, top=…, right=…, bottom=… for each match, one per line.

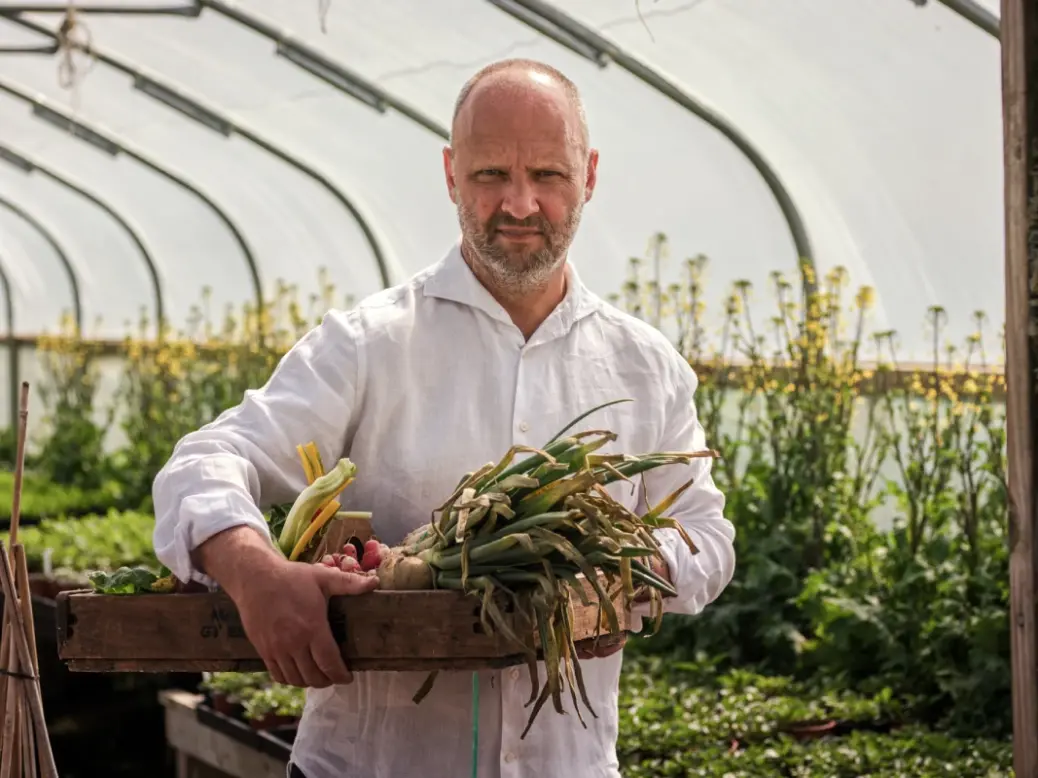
left=320, top=555, right=336, bottom=567
left=360, top=539, right=389, bottom=571
left=341, top=544, right=358, bottom=560
left=339, top=555, right=361, bottom=573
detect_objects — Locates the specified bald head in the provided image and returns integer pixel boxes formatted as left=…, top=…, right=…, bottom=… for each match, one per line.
left=450, top=59, right=589, bottom=152
left=442, top=58, right=598, bottom=301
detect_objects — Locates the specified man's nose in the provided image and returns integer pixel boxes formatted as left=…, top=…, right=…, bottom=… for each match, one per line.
left=500, top=178, right=539, bottom=221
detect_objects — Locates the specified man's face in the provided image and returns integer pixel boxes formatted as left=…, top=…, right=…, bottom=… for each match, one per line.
left=444, top=73, right=598, bottom=294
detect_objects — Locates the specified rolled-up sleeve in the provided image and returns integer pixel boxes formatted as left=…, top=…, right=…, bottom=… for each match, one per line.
left=151, top=310, right=363, bottom=588
left=631, top=357, right=736, bottom=627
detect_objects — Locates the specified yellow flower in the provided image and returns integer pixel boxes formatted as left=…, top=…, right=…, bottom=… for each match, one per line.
left=855, top=286, right=876, bottom=311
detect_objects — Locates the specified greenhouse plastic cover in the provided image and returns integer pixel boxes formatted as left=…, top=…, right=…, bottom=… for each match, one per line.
left=0, top=0, right=1005, bottom=364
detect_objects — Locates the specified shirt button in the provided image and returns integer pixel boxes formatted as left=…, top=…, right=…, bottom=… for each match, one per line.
left=510, top=667, right=520, bottom=681
left=518, top=421, right=530, bottom=433
left=505, top=752, right=517, bottom=763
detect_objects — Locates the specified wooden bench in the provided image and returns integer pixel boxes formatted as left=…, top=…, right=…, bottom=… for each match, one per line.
left=159, top=689, right=289, bottom=778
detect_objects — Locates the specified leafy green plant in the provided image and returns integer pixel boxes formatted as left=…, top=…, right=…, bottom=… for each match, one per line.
left=793, top=311, right=1009, bottom=737
left=620, top=728, right=1012, bottom=778
left=33, top=316, right=117, bottom=491
left=620, top=260, right=891, bottom=669
left=614, top=243, right=1009, bottom=738
left=3, top=510, right=158, bottom=574
left=0, top=472, right=124, bottom=522
left=196, top=671, right=305, bottom=722
left=619, top=656, right=905, bottom=752
left=617, top=656, right=1011, bottom=777
left=108, top=279, right=348, bottom=509
left=241, top=684, right=306, bottom=721
left=87, top=565, right=173, bottom=594
left=199, top=672, right=271, bottom=701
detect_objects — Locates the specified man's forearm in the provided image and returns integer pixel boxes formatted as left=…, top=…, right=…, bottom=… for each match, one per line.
left=192, top=525, right=284, bottom=600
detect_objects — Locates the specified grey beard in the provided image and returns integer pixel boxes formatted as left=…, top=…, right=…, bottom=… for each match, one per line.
left=458, top=203, right=582, bottom=298
left=470, top=242, right=565, bottom=297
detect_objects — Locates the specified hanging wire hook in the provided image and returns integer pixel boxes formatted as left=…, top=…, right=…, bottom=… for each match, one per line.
left=56, top=2, right=97, bottom=106
left=318, top=0, right=331, bottom=33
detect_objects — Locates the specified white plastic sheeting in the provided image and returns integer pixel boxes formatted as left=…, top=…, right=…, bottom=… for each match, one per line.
left=0, top=195, right=76, bottom=334
left=0, top=0, right=1005, bottom=364
left=0, top=164, right=156, bottom=337
left=0, top=87, right=257, bottom=335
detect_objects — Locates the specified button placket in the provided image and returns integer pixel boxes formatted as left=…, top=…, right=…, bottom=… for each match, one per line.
left=513, top=344, right=530, bottom=443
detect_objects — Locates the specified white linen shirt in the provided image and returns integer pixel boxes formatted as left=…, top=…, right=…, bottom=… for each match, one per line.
left=152, top=242, right=736, bottom=778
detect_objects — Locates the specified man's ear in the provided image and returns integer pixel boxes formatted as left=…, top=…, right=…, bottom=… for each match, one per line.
left=584, top=148, right=599, bottom=203
left=443, top=146, right=458, bottom=204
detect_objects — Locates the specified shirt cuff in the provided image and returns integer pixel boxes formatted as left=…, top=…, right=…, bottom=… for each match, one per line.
left=153, top=491, right=277, bottom=591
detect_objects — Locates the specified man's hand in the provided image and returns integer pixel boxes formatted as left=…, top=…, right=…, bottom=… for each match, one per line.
left=194, top=525, right=378, bottom=688
left=575, top=556, right=674, bottom=660
left=634, top=555, right=673, bottom=604
left=575, top=632, right=627, bottom=660
left=237, top=560, right=377, bottom=687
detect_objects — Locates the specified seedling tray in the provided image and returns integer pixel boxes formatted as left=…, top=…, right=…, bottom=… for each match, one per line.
left=54, top=576, right=630, bottom=673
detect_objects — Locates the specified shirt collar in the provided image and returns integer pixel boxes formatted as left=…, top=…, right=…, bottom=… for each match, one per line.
left=422, top=240, right=600, bottom=345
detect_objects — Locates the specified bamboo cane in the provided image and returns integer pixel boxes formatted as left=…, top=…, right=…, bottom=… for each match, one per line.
left=23, top=701, right=34, bottom=778
left=13, top=547, right=37, bottom=777
left=7, top=383, right=27, bottom=548
left=13, top=550, right=36, bottom=691
left=0, top=678, right=18, bottom=778
left=0, top=544, right=56, bottom=778
left=0, top=597, right=13, bottom=748
left=0, top=384, right=53, bottom=778
left=19, top=692, right=32, bottom=778
left=2, top=547, right=36, bottom=778
left=0, top=384, right=28, bottom=775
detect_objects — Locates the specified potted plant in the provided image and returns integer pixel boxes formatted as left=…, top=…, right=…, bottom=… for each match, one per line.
left=242, top=684, right=305, bottom=731
left=199, top=672, right=270, bottom=717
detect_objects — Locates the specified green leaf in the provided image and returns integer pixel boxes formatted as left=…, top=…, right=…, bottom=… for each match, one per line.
left=87, top=565, right=159, bottom=595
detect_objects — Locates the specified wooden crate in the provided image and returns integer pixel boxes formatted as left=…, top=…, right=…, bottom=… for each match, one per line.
left=54, top=575, right=630, bottom=673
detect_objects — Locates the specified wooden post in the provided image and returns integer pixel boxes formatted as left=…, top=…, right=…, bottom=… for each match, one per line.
left=1003, top=1, right=1038, bottom=776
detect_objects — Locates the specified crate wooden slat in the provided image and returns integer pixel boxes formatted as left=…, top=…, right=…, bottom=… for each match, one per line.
left=55, top=575, right=630, bottom=673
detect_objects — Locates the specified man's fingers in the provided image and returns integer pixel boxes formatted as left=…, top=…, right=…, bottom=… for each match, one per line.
left=268, top=657, right=301, bottom=686
left=574, top=633, right=627, bottom=660
left=316, top=566, right=381, bottom=596
left=292, top=648, right=335, bottom=689
left=279, top=656, right=310, bottom=688
left=310, top=624, right=353, bottom=686
left=266, top=657, right=287, bottom=685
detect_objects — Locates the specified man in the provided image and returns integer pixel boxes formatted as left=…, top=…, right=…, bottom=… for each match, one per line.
left=152, top=58, right=736, bottom=778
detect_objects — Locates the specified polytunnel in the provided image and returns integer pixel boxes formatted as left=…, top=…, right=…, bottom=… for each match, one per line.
left=0, top=0, right=1005, bottom=368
